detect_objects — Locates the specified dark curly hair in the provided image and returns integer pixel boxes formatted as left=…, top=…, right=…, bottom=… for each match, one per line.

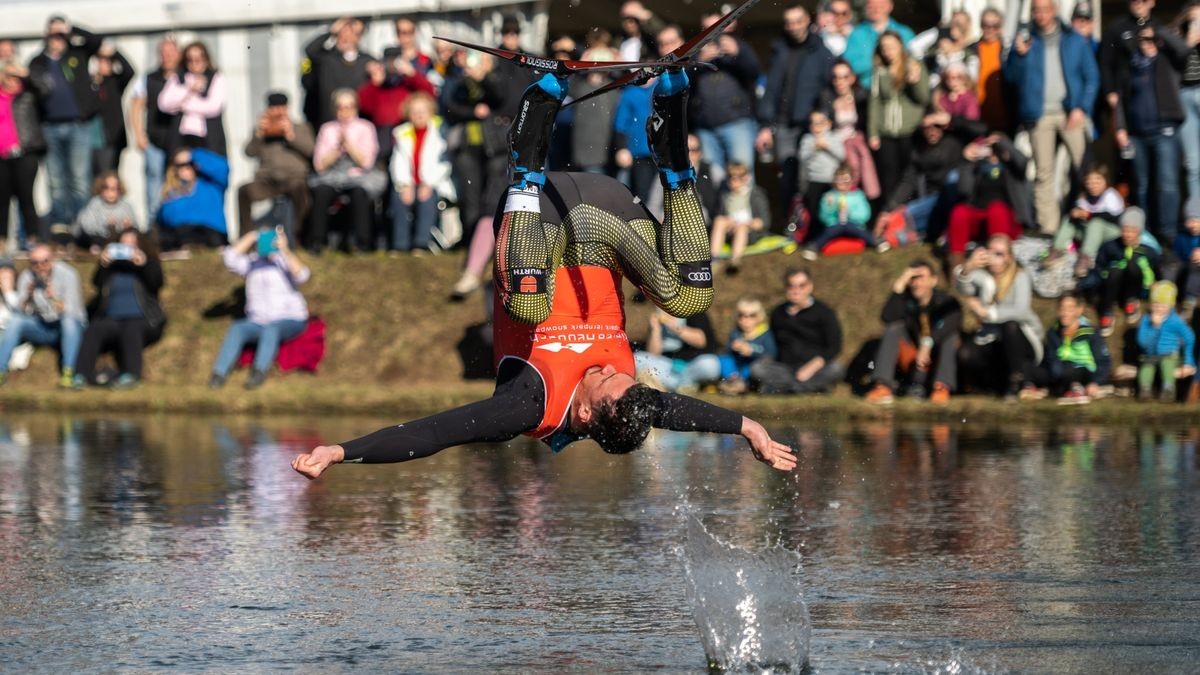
left=589, top=384, right=663, bottom=454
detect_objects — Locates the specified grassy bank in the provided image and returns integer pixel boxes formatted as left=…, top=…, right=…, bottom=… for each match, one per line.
left=0, top=246, right=1192, bottom=424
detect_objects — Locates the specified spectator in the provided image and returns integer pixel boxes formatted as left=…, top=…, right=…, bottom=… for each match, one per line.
left=1094, top=207, right=1159, bottom=336
left=238, top=92, right=316, bottom=241
left=1100, top=0, right=1163, bottom=105
left=818, top=59, right=879, bottom=201
left=750, top=268, right=845, bottom=394
left=1072, top=2, right=1100, bottom=53
left=633, top=308, right=720, bottom=393
left=75, top=172, right=137, bottom=250
left=701, top=297, right=778, bottom=395
left=156, top=146, right=229, bottom=250
left=867, top=31, right=930, bottom=201
left=1113, top=24, right=1189, bottom=245
left=969, top=8, right=1009, bottom=132
left=1136, top=280, right=1196, bottom=400
left=613, top=81, right=656, bottom=202
left=955, top=235, right=1045, bottom=397
left=158, top=41, right=227, bottom=157
left=356, top=57, right=435, bottom=138
left=946, top=134, right=1031, bottom=265
left=757, top=6, right=836, bottom=214
left=0, top=244, right=85, bottom=388
left=75, top=228, right=164, bottom=388
left=711, top=162, right=769, bottom=274
left=390, top=92, right=452, bottom=254
left=819, top=0, right=856, bottom=57
left=691, top=12, right=761, bottom=181
left=843, top=0, right=915, bottom=86
left=309, top=89, right=384, bottom=253
left=128, top=37, right=182, bottom=219
left=1028, top=291, right=1110, bottom=404
left=302, top=17, right=374, bottom=128
left=807, top=163, right=881, bottom=254
left=209, top=227, right=311, bottom=390
left=924, top=26, right=973, bottom=90
left=443, top=52, right=506, bottom=248
left=1003, top=0, right=1098, bottom=236
left=546, top=36, right=579, bottom=172
left=491, top=17, right=535, bottom=120
left=799, top=109, right=845, bottom=221
left=865, top=260, right=961, bottom=404
left=0, top=259, right=35, bottom=372
left=1175, top=196, right=1200, bottom=318
left=0, top=60, right=45, bottom=250
left=384, top=17, right=433, bottom=78
left=932, top=62, right=980, bottom=121
left=28, top=16, right=102, bottom=229
left=89, top=44, right=134, bottom=174
left=1047, top=164, right=1124, bottom=271
left=1176, top=2, right=1200, bottom=204
left=876, top=117, right=968, bottom=238
left=429, top=39, right=461, bottom=97
left=571, top=28, right=620, bottom=175
left=618, top=1, right=664, bottom=62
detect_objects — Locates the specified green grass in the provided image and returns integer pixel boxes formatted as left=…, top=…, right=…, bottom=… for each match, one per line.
left=0, top=246, right=1190, bottom=423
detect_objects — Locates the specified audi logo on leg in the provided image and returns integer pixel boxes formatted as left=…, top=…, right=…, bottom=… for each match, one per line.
left=687, top=271, right=712, bottom=282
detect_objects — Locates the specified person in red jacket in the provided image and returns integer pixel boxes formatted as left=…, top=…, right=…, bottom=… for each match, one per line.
left=292, top=69, right=796, bottom=479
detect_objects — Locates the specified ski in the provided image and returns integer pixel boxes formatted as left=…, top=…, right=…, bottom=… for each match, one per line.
left=433, top=36, right=684, bottom=76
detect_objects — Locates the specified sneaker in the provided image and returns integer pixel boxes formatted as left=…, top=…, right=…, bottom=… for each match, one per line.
left=1138, top=388, right=1154, bottom=402
left=208, top=373, right=227, bottom=389
left=112, top=373, right=140, bottom=389
left=875, top=241, right=891, bottom=253
left=865, top=383, right=894, bottom=405
left=800, top=248, right=819, bottom=261
left=1124, top=301, right=1142, bottom=324
left=450, top=271, right=481, bottom=300
left=244, top=370, right=267, bottom=390
left=929, top=382, right=951, bottom=405
left=1161, top=388, right=1177, bottom=404
left=1018, top=384, right=1048, bottom=401
left=1099, top=314, right=1115, bottom=337
left=718, top=377, right=748, bottom=396
left=58, top=368, right=79, bottom=390
left=1057, top=383, right=1091, bottom=406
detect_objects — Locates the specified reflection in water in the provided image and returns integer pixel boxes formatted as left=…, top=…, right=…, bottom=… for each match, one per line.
left=0, top=415, right=1197, bottom=672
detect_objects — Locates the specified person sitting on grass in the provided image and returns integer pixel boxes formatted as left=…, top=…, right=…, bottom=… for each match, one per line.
left=750, top=267, right=845, bottom=394
left=208, top=226, right=310, bottom=390
left=634, top=308, right=719, bottom=394
left=0, top=244, right=85, bottom=388
left=156, top=146, right=230, bottom=251
left=1093, top=207, right=1159, bottom=337
left=75, top=171, right=138, bottom=252
left=1135, top=281, right=1196, bottom=402
left=944, top=132, right=1029, bottom=269
left=1173, top=197, right=1200, bottom=320
left=1026, top=291, right=1111, bottom=405
left=700, top=297, right=777, bottom=396
left=865, top=259, right=961, bottom=405
left=1045, top=164, right=1123, bottom=276
left=804, top=163, right=882, bottom=258
left=709, top=162, right=769, bottom=274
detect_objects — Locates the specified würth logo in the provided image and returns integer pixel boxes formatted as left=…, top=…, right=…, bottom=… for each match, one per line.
left=519, top=275, right=539, bottom=293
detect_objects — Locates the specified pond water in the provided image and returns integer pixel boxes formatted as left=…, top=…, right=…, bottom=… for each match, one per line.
left=0, top=414, right=1197, bottom=673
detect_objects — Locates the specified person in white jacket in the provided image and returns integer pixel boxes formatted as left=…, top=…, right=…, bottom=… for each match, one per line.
left=389, top=93, right=454, bottom=253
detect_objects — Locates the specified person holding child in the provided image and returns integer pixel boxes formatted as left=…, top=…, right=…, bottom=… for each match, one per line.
left=1135, top=280, right=1196, bottom=402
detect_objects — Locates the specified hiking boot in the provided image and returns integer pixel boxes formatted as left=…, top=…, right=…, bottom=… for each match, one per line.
left=1056, top=383, right=1091, bottom=406
left=508, top=73, right=567, bottom=189
left=1124, top=301, right=1142, bottom=324
left=648, top=69, right=693, bottom=185
left=865, top=383, right=894, bottom=405
left=244, top=370, right=267, bottom=390
left=929, top=382, right=951, bottom=405
left=1099, top=314, right=1115, bottom=337
left=208, top=373, right=227, bottom=389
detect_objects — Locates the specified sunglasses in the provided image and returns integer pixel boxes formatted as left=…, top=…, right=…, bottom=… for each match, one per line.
left=30, top=258, right=51, bottom=264
left=982, top=22, right=1001, bottom=29
left=738, top=312, right=759, bottom=318
left=832, top=9, right=851, bottom=16
left=174, top=160, right=194, bottom=168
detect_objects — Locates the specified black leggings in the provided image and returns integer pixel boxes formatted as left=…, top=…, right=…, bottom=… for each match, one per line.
left=76, top=317, right=162, bottom=381
left=159, top=225, right=228, bottom=250
left=310, top=185, right=372, bottom=251
left=1101, top=263, right=1148, bottom=315
left=958, top=321, right=1037, bottom=391
left=874, top=135, right=913, bottom=204
left=0, top=153, right=40, bottom=241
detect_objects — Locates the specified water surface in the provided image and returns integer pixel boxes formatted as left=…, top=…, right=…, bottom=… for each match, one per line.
left=0, top=414, right=1197, bottom=672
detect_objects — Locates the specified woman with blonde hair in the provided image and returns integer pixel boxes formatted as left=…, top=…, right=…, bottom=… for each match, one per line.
left=155, top=146, right=229, bottom=250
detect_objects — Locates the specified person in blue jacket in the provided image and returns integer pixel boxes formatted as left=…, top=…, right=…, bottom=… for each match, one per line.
left=1003, top=0, right=1099, bottom=236
left=613, top=81, right=656, bottom=203
left=1136, top=280, right=1196, bottom=402
left=156, top=146, right=229, bottom=250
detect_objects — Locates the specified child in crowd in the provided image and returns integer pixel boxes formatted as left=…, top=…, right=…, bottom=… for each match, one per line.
left=799, top=109, right=846, bottom=223
left=389, top=92, right=452, bottom=254
left=709, top=162, right=769, bottom=274
left=1173, top=197, right=1200, bottom=319
left=713, top=298, right=776, bottom=395
left=1032, top=292, right=1110, bottom=405
left=1047, top=165, right=1124, bottom=276
left=75, top=172, right=138, bottom=252
left=1135, top=281, right=1196, bottom=402
left=805, top=163, right=881, bottom=258
left=1094, top=208, right=1158, bottom=337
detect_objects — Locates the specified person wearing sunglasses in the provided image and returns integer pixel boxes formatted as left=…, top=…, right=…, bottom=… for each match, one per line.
left=155, top=146, right=229, bottom=250
left=0, top=244, right=85, bottom=388
left=967, top=8, right=1009, bottom=132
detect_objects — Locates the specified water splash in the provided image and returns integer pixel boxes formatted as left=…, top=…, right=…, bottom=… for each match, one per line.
left=680, top=516, right=810, bottom=672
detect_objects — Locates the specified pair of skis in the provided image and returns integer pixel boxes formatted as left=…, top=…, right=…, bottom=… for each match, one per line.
left=434, top=0, right=760, bottom=108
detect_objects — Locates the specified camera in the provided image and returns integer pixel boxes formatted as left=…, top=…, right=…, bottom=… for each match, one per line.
left=105, top=243, right=134, bottom=261
left=261, top=110, right=288, bottom=138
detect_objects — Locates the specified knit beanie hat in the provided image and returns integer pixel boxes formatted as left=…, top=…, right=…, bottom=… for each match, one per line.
left=1120, top=207, right=1145, bottom=231
left=1150, top=280, right=1177, bottom=307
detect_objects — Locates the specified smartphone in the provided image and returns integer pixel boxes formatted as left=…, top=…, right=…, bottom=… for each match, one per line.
left=105, top=242, right=134, bottom=261
left=1017, top=23, right=1031, bottom=44
left=257, top=227, right=278, bottom=257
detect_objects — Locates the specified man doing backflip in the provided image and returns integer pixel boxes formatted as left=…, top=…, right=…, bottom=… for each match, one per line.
left=291, top=68, right=797, bottom=479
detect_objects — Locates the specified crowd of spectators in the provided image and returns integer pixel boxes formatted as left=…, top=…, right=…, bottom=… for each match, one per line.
left=0, top=1, right=1197, bottom=405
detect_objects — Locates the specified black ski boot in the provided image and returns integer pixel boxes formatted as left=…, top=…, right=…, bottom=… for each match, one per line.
left=647, top=69, right=694, bottom=188
left=508, top=73, right=568, bottom=189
